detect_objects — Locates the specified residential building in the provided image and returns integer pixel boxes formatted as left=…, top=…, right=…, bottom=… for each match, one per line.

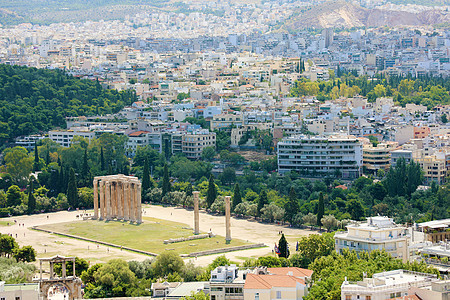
left=126, top=130, right=161, bottom=157
left=151, top=281, right=181, bottom=298
left=363, top=142, right=398, bottom=174
left=335, top=216, right=409, bottom=262
left=390, top=150, right=413, bottom=167
left=209, top=265, right=245, bottom=300
left=210, top=113, right=244, bottom=131
left=414, top=154, right=448, bottom=185
left=14, top=135, right=45, bottom=150
left=417, top=219, right=450, bottom=243
left=410, top=279, right=450, bottom=300
left=172, top=130, right=216, bottom=159
left=277, top=134, right=363, bottom=179
left=243, top=273, right=307, bottom=300
left=340, top=270, right=439, bottom=300
left=0, top=282, right=39, bottom=300
left=48, top=128, right=95, bottom=147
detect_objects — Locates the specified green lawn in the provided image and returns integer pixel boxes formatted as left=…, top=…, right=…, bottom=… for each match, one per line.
left=0, top=220, right=11, bottom=227
left=38, top=217, right=251, bottom=255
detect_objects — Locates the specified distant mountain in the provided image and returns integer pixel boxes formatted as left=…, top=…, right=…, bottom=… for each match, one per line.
left=283, top=1, right=450, bottom=30
left=0, top=8, right=27, bottom=25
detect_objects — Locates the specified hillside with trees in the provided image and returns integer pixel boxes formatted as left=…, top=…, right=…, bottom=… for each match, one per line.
left=0, top=65, right=137, bottom=147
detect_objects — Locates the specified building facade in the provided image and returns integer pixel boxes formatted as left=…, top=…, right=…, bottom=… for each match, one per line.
left=277, top=134, right=363, bottom=179
left=335, top=216, right=409, bottom=262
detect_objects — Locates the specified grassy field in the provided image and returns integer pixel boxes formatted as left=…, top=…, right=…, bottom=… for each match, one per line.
left=38, top=217, right=251, bottom=255
left=0, top=220, right=11, bottom=227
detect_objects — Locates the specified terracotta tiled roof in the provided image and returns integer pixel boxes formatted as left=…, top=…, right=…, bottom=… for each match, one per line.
left=267, top=267, right=313, bottom=278
left=389, top=295, right=421, bottom=300
left=128, top=130, right=151, bottom=137
left=244, top=274, right=305, bottom=290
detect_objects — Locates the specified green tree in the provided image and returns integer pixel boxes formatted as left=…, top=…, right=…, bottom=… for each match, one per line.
left=346, top=198, right=365, bottom=220
left=232, top=183, right=241, bottom=211
left=181, top=291, right=209, bottom=300
left=206, top=175, right=217, bottom=208
left=100, top=147, right=105, bottom=171
left=257, top=190, right=269, bottom=217
left=27, top=180, right=36, bottom=214
left=142, top=157, right=151, bottom=194
left=6, top=185, right=22, bottom=207
left=295, top=233, right=335, bottom=268
left=67, top=168, right=78, bottom=208
left=33, top=143, right=40, bottom=172
left=317, top=192, right=325, bottom=227
left=321, top=215, right=338, bottom=232
left=201, top=146, right=216, bottom=161
left=0, top=234, right=18, bottom=257
left=162, top=163, right=171, bottom=197
left=13, top=246, right=36, bottom=262
left=3, top=147, right=33, bottom=187
left=84, top=259, right=142, bottom=298
left=82, top=149, right=89, bottom=184
left=152, top=251, right=185, bottom=278
left=54, top=257, right=89, bottom=277
left=285, top=187, right=299, bottom=224
left=278, top=234, right=289, bottom=258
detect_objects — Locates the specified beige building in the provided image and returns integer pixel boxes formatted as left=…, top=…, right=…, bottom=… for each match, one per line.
left=414, top=154, right=448, bottom=185
left=49, top=128, right=95, bottom=147
left=341, top=270, right=439, bottom=300
left=410, top=279, right=450, bottom=300
left=417, top=219, right=450, bottom=243
left=210, top=113, right=244, bottom=131
left=335, top=216, right=409, bottom=263
left=362, top=142, right=398, bottom=174
left=0, top=282, right=39, bottom=300
left=172, top=130, right=216, bottom=160
left=243, top=274, right=307, bottom=300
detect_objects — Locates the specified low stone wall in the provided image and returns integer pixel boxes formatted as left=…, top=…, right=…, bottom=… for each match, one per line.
left=184, top=243, right=266, bottom=257
left=31, top=226, right=158, bottom=257
left=164, top=233, right=213, bottom=244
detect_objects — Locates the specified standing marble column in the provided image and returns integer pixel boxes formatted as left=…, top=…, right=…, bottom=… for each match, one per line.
left=105, top=181, right=112, bottom=220
left=225, top=196, right=231, bottom=243
left=136, top=183, right=142, bottom=223
left=130, top=183, right=136, bottom=222
left=123, top=181, right=130, bottom=221
left=193, top=191, right=200, bottom=235
left=93, top=179, right=99, bottom=219
left=99, top=181, right=105, bottom=220
left=117, top=182, right=124, bottom=220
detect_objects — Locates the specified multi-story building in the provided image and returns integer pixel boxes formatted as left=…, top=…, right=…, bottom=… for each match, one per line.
left=210, top=113, right=244, bottom=131
left=414, top=154, right=448, bottom=185
left=362, top=142, right=397, bottom=174
left=417, top=219, right=450, bottom=243
left=49, top=128, right=95, bottom=147
left=390, top=149, right=413, bottom=167
left=340, top=269, right=439, bottom=300
left=243, top=273, right=308, bottom=300
left=334, top=216, right=409, bottom=262
left=172, top=130, right=216, bottom=160
left=126, top=130, right=162, bottom=157
left=209, top=265, right=244, bottom=300
left=277, top=134, right=363, bottom=179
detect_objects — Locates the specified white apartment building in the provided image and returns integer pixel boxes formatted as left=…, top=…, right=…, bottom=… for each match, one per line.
left=49, top=128, right=95, bottom=147
left=340, top=269, right=439, bottom=300
left=335, top=217, right=409, bottom=263
left=126, top=130, right=162, bottom=157
left=277, top=134, right=363, bottom=179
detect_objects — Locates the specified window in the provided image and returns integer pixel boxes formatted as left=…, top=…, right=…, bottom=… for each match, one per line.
left=211, top=296, right=216, bottom=300
left=365, top=296, right=371, bottom=300
left=277, top=291, right=282, bottom=299
left=345, top=296, right=351, bottom=300
left=15, top=297, right=21, bottom=300
left=255, top=293, right=259, bottom=300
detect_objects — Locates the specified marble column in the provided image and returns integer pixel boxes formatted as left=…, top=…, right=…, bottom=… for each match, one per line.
left=130, top=183, right=136, bottom=222
left=136, top=183, right=142, bottom=223
left=193, top=191, right=200, bottom=235
left=105, top=181, right=112, bottom=220
left=225, top=196, right=231, bottom=243
left=99, top=181, right=105, bottom=220
left=93, top=179, right=99, bottom=219
left=123, top=181, right=129, bottom=221
left=117, top=182, right=123, bottom=220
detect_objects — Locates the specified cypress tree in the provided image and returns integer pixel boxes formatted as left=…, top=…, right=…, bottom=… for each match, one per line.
left=317, top=191, right=325, bottom=227
left=142, top=157, right=150, bottom=194
left=185, top=183, right=193, bottom=197
left=257, top=190, right=268, bottom=217
left=232, top=183, right=242, bottom=211
left=82, top=149, right=89, bottom=183
left=285, top=187, right=299, bottom=224
left=45, top=145, right=50, bottom=166
left=67, top=168, right=78, bottom=208
left=27, top=179, right=36, bottom=214
left=100, top=147, right=105, bottom=171
left=58, top=164, right=65, bottom=194
left=278, top=233, right=289, bottom=258
left=33, top=143, right=40, bottom=172
left=162, top=164, right=171, bottom=197
left=206, top=174, right=217, bottom=208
